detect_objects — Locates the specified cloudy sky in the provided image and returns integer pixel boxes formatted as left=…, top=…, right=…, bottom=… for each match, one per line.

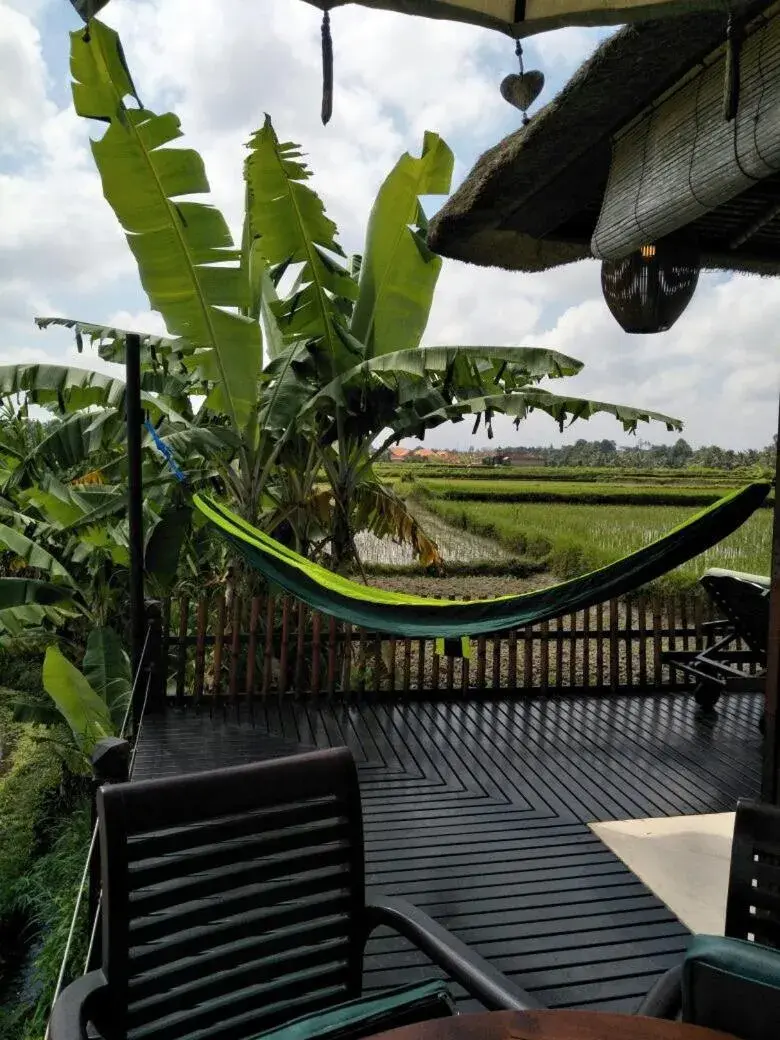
left=2, top=0, right=779, bottom=452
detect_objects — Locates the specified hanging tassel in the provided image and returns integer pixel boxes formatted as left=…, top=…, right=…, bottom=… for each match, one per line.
left=321, top=8, right=333, bottom=126
left=723, top=14, right=743, bottom=122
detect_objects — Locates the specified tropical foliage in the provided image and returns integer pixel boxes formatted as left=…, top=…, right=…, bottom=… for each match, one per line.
left=16, top=18, right=678, bottom=585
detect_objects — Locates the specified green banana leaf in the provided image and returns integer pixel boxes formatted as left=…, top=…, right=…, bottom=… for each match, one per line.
left=70, top=20, right=262, bottom=433
left=42, top=645, right=115, bottom=754
left=0, top=523, right=76, bottom=585
left=351, top=132, right=454, bottom=357
left=244, top=116, right=358, bottom=380
left=82, top=627, right=131, bottom=728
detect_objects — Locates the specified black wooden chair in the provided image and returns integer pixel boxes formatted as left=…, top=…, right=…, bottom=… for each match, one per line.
left=51, top=747, right=538, bottom=1040
left=639, top=799, right=780, bottom=1040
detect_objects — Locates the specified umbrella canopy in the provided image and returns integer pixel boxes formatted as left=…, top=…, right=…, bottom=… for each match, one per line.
left=300, top=0, right=736, bottom=39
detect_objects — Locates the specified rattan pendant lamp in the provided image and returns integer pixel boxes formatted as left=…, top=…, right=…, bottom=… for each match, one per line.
left=601, top=237, right=701, bottom=334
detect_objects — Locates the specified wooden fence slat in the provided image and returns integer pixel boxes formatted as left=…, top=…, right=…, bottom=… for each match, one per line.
left=667, top=594, right=677, bottom=687
left=596, top=603, right=604, bottom=688
left=492, top=633, right=502, bottom=690
left=638, top=596, right=647, bottom=689
left=461, top=640, right=470, bottom=696
left=358, top=628, right=368, bottom=697
left=568, top=613, right=577, bottom=688
left=403, top=638, right=412, bottom=692
left=194, top=596, right=208, bottom=706
left=609, top=598, right=619, bottom=693
left=694, top=595, right=704, bottom=654
left=261, top=594, right=275, bottom=698
left=582, top=607, right=591, bottom=689
left=341, top=623, right=352, bottom=694
left=294, top=601, right=306, bottom=693
left=162, top=597, right=171, bottom=692
left=476, top=635, right=487, bottom=689
left=326, top=616, right=337, bottom=697
left=680, top=595, right=690, bottom=656
left=446, top=638, right=455, bottom=692
left=229, top=592, right=242, bottom=708
left=278, top=597, right=291, bottom=696
left=624, top=597, right=634, bottom=689
left=175, top=595, right=190, bottom=707
left=523, top=627, right=533, bottom=689
left=653, top=598, right=663, bottom=688
left=212, top=593, right=226, bottom=702
left=311, top=611, right=322, bottom=696
left=388, top=636, right=397, bottom=694
left=417, top=639, right=426, bottom=692
left=540, top=622, right=549, bottom=693
left=431, top=637, right=440, bottom=693
left=372, top=632, right=382, bottom=694
left=508, top=629, right=517, bottom=689
left=554, top=617, right=563, bottom=689
left=246, top=596, right=260, bottom=702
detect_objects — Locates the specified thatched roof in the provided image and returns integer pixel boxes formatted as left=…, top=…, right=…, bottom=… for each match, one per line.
left=428, top=4, right=780, bottom=274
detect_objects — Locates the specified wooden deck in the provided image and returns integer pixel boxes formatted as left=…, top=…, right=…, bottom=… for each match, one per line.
left=133, top=691, right=763, bottom=1013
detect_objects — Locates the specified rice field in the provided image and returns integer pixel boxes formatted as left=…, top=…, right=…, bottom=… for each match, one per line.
left=412, top=478, right=759, bottom=507
left=424, top=498, right=772, bottom=587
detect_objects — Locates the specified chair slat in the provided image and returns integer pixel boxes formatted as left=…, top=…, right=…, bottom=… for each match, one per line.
left=129, top=842, right=352, bottom=918
left=130, top=866, right=351, bottom=946
left=128, top=936, right=351, bottom=1028
left=128, top=817, right=350, bottom=889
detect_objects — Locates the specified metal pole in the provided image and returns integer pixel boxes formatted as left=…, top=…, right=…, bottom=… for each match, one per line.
left=762, top=392, right=780, bottom=803
left=126, top=332, right=145, bottom=728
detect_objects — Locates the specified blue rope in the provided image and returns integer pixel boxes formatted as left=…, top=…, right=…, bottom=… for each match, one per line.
left=144, top=418, right=186, bottom=483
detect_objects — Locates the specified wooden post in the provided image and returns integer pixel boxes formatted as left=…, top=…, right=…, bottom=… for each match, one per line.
left=125, top=333, right=145, bottom=726
left=582, top=608, right=591, bottom=689
left=763, top=396, right=780, bottom=802
left=555, top=617, right=564, bottom=689
left=596, top=603, right=604, bottom=688
left=144, top=599, right=166, bottom=713
left=523, top=626, right=533, bottom=689
left=262, top=594, right=275, bottom=697
left=540, top=621, right=549, bottom=692
left=624, top=596, right=634, bottom=688
left=476, top=635, right=487, bottom=688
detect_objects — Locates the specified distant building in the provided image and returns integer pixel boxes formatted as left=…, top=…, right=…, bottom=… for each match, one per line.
left=388, top=447, right=411, bottom=462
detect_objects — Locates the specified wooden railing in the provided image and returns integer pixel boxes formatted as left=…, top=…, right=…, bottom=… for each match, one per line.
left=157, top=589, right=756, bottom=705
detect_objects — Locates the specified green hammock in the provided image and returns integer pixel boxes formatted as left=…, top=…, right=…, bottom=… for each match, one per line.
left=194, top=483, right=770, bottom=640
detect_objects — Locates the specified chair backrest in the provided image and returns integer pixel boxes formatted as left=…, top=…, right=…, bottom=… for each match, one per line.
left=700, top=570, right=770, bottom=658
left=96, top=748, right=366, bottom=1040
left=725, top=799, right=780, bottom=948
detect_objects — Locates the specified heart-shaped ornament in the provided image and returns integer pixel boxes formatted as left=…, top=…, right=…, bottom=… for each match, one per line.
left=500, top=70, right=545, bottom=112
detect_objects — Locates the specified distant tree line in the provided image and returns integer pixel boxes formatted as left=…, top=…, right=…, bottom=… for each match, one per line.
left=491, top=437, right=777, bottom=470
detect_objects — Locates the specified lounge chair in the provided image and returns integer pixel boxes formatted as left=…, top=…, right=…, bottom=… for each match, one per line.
left=664, top=568, right=769, bottom=713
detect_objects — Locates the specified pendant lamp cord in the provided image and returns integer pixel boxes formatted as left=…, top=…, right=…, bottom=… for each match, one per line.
left=321, top=6, right=334, bottom=125
left=516, top=40, right=530, bottom=125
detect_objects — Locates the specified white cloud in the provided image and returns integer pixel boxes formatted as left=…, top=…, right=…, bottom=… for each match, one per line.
left=2, top=0, right=778, bottom=455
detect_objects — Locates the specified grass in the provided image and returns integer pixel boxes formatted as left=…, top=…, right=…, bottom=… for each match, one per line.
left=0, top=656, right=91, bottom=1040
left=423, top=498, right=772, bottom=588
left=411, top=479, right=767, bottom=507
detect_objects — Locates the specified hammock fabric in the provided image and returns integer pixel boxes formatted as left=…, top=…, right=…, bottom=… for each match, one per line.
left=194, top=483, right=770, bottom=640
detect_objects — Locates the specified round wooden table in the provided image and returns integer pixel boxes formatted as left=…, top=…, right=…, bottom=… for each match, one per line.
left=370, top=1011, right=739, bottom=1040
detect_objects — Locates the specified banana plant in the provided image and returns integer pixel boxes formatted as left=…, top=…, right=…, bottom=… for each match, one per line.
left=38, top=17, right=681, bottom=574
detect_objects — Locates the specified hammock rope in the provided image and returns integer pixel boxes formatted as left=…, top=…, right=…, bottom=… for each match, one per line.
left=194, top=483, right=770, bottom=639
